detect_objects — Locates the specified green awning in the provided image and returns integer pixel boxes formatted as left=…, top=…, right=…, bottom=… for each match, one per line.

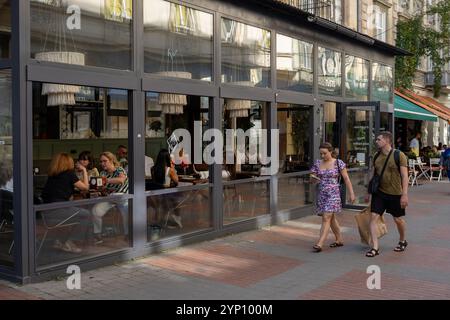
left=394, top=95, right=438, bottom=122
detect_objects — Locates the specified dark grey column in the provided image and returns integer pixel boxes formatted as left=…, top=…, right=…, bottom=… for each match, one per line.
left=270, top=24, right=278, bottom=218
left=212, top=11, right=223, bottom=230
left=130, top=0, right=146, bottom=249
left=12, top=0, right=32, bottom=282
left=211, top=97, right=223, bottom=230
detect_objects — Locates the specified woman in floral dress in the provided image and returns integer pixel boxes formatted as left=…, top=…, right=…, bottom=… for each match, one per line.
left=310, top=143, right=355, bottom=252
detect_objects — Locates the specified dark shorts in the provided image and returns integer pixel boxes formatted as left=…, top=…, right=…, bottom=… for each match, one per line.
left=371, top=191, right=406, bottom=218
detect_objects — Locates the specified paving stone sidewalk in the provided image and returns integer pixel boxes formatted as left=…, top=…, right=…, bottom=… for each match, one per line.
left=1, top=181, right=450, bottom=300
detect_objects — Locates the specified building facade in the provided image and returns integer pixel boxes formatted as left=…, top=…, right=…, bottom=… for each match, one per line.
left=395, top=0, right=450, bottom=148
left=0, top=0, right=407, bottom=283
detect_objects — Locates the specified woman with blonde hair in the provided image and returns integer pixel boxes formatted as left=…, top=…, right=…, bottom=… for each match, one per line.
left=91, top=151, right=129, bottom=244
left=40, top=153, right=91, bottom=253
left=310, top=143, right=356, bottom=252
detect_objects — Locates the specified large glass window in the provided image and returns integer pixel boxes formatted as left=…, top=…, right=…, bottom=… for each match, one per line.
left=372, top=63, right=393, bottom=103
left=0, top=69, right=13, bottom=267
left=277, top=103, right=313, bottom=213
left=345, top=55, right=369, bottom=100
left=319, top=0, right=342, bottom=24
left=318, top=47, right=342, bottom=96
left=222, top=100, right=270, bottom=223
left=373, top=4, right=387, bottom=42
left=0, top=0, right=11, bottom=59
left=31, top=0, right=132, bottom=70
left=277, top=104, right=311, bottom=173
left=276, top=34, right=313, bottom=93
left=32, top=83, right=130, bottom=267
left=143, top=0, right=213, bottom=82
left=221, top=19, right=271, bottom=88
left=145, top=93, right=211, bottom=241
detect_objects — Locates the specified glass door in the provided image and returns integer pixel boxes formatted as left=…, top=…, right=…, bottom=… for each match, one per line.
left=341, top=101, right=380, bottom=209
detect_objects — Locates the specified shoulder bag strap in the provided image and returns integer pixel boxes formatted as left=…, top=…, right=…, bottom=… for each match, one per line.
left=379, top=149, right=393, bottom=180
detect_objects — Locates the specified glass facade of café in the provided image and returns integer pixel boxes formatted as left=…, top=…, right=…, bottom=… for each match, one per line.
left=1, top=0, right=404, bottom=282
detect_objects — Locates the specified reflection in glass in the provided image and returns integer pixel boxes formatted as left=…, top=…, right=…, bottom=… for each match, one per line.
left=145, top=93, right=210, bottom=183
left=35, top=200, right=130, bottom=268
left=347, top=170, right=370, bottom=206
left=277, top=34, right=313, bottom=93
left=322, top=102, right=339, bottom=149
left=318, top=47, right=341, bottom=96
left=221, top=19, right=271, bottom=88
left=223, top=180, right=269, bottom=224
left=0, top=0, right=11, bottom=59
left=0, top=70, right=13, bottom=267
left=31, top=0, right=132, bottom=70
left=278, top=175, right=313, bottom=212
left=345, top=55, right=369, bottom=100
left=346, top=107, right=373, bottom=168
left=380, top=112, right=393, bottom=133
left=144, top=0, right=213, bottom=81
left=222, top=100, right=268, bottom=180
left=147, top=188, right=211, bottom=242
left=277, top=104, right=311, bottom=173
left=372, top=63, right=393, bottom=103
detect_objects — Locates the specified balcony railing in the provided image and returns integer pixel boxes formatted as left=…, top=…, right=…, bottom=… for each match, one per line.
left=425, top=71, right=450, bottom=87
left=276, top=0, right=332, bottom=14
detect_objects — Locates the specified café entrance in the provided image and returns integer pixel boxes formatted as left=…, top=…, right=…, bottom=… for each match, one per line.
left=341, top=101, right=382, bottom=209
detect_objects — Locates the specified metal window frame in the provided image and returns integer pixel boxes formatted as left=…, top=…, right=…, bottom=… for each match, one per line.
left=3, top=0, right=394, bottom=283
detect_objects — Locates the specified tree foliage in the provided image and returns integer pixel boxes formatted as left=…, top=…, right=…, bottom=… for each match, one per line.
left=395, top=0, right=450, bottom=97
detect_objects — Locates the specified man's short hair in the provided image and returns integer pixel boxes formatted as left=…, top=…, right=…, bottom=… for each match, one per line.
left=117, top=145, right=127, bottom=150
left=379, top=131, right=393, bottom=144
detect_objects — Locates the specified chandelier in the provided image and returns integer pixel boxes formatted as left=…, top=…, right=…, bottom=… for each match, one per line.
left=36, top=52, right=85, bottom=106
left=225, top=99, right=252, bottom=118
left=155, top=71, right=192, bottom=114
left=34, top=0, right=85, bottom=106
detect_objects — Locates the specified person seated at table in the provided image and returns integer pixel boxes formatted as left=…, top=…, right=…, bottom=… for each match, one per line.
left=40, top=153, right=91, bottom=253
left=153, top=149, right=179, bottom=188
left=116, top=145, right=128, bottom=173
left=76, top=151, right=99, bottom=180
left=151, top=149, right=182, bottom=228
left=92, top=152, right=129, bottom=244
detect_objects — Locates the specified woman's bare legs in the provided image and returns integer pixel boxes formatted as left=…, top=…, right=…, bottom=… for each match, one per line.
left=330, top=213, right=343, bottom=244
left=316, top=213, right=333, bottom=248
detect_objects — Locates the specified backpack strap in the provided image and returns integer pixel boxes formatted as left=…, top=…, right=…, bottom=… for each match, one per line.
left=394, top=149, right=400, bottom=173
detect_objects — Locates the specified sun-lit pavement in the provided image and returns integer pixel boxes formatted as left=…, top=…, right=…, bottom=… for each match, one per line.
left=1, top=180, right=450, bottom=300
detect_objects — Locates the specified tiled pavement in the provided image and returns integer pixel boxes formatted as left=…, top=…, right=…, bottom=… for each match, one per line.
left=1, top=181, right=450, bottom=300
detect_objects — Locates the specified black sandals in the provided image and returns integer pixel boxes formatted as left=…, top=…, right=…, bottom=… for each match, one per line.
left=366, top=248, right=380, bottom=257
left=329, top=242, right=344, bottom=248
left=394, top=240, right=408, bottom=252
left=312, top=245, right=322, bottom=252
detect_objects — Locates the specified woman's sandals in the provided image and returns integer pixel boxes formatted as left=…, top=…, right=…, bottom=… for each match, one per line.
left=366, top=248, right=380, bottom=257
left=394, top=240, right=408, bottom=252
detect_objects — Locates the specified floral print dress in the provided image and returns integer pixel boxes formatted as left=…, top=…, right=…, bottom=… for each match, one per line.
left=310, top=159, right=345, bottom=215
